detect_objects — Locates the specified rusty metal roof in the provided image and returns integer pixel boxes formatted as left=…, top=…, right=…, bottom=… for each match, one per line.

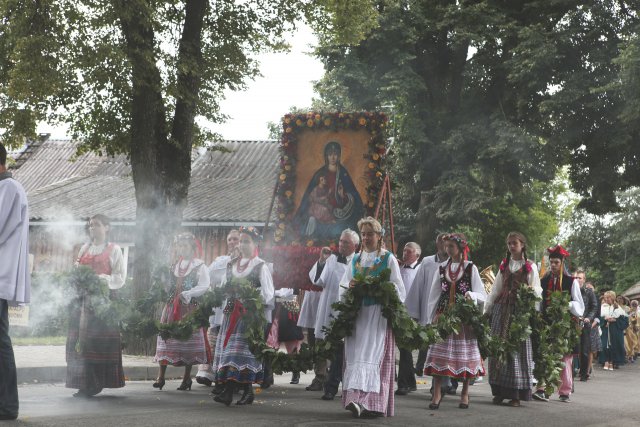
left=23, top=139, right=280, bottom=223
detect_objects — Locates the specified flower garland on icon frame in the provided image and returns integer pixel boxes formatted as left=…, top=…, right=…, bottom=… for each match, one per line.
left=274, top=111, right=388, bottom=246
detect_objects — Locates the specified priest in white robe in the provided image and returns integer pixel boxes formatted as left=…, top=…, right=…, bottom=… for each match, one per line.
left=309, top=229, right=358, bottom=399
left=0, top=144, right=30, bottom=421
left=404, top=233, right=448, bottom=374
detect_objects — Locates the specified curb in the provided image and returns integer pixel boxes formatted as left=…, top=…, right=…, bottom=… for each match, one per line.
left=18, top=365, right=191, bottom=384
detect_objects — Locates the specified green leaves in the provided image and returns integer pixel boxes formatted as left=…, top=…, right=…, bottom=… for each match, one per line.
left=532, top=291, right=581, bottom=394
left=487, top=286, right=541, bottom=366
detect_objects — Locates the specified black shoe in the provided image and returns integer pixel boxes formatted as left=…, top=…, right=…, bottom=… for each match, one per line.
left=429, top=398, right=443, bottom=410
left=210, top=382, right=225, bottom=395
left=361, top=409, right=384, bottom=418
left=415, top=367, right=424, bottom=377
left=261, top=375, right=274, bottom=389
left=213, top=384, right=234, bottom=406
left=290, top=372, right=300, bottom=385
left=177, top=379, right=192, bottom=391
left=153, top=378, right=166, bottom=391
left=446, top=387, right=457, bottom=395
left=409, top=385, right=417, bottom=392
left=195, top=376, right=212, bottom=387
left=321, top=392, right=335, bottom=400
left=236, top=384, right=254, bottom=405
left=305, top=379, right=324, bottom=391
left=395, top=387, right=409, bottom=396
left=346, top=402, right=361, bottom=418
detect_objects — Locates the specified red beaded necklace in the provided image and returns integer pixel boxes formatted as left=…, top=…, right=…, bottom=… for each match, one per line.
left=447, top=258, right=463, bottom=282
left=236, top=257, right=254, bottom=274
left=177, top=257, right=193, bottom=277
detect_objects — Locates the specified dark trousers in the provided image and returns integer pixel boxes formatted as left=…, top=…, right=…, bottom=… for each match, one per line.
left=262, top=323, right=273, bottom=382
left=579, top=325, right=592, bottom=378
left=415, top=348, right=428, bottom=373
left=324, top=341, right=344, bottom=395
left=0, top=300, right=19, bottom=417
left=397, top=348, right=416, bottom=390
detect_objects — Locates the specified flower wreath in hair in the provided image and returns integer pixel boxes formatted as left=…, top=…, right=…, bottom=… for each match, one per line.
left=174, top=232, right=203, bottom=259
left=238, top=226, right=262, bottom=242
left=443, top=233, right=470, bottom=260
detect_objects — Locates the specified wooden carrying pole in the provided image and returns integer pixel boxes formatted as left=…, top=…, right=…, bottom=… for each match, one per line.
left=374, top=174, right=396, bottom=252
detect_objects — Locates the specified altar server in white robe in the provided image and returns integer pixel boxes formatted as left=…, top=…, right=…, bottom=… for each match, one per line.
left=309, top=229, right=359, bottom=400
left=0, top=143, right=30, bottom=421
left=395, top=242, right=421, bottom=396
left=405, top=233, right=448, bottom=374
left=340, top=217, right=405, bottom=418
left=297, top=265, right=323, bottom=390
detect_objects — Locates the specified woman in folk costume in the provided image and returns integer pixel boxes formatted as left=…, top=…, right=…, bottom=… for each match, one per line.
left=66, top=214, right=126, bottom=397
left=599, top=291, right=628, bottom=370
left=153, top=233, right=211, bottom=391
left=424, top=233, right=487, bottom=410
left=213, top=226, right=275, bottom=406
left=340, top=217, right=405, bottom=418
left=484, top=232, right=542, bottom=407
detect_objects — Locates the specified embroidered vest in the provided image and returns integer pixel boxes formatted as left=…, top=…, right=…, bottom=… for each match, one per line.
left=540, top=273, right=574, bottom=317
left=226, top=261, right=264, bottom=288
left=496, top=261, right=531, bottom=306
left=435, top=262, right=473, bottom=315
left=351, top=251, right=391, bottom=306
left=78, top=243, right=114, bottom=275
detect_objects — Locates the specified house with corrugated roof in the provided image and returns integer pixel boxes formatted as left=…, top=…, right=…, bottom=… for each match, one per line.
left=9, top=136, right=279, bottom=273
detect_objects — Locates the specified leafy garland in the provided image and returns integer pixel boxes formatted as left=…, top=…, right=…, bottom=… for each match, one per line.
left=486, top=286, right=541, bottom=366
left=275, top=111, right=388, bottom=246
left=316, top=269, right=441, bottom=362
left=317, top=270, right=541, bottom=371
left=154, top=278, right=314, bottom=374
left=433, top=294, right=492, bottom=359
left=532, top=291, right=582, bottom=394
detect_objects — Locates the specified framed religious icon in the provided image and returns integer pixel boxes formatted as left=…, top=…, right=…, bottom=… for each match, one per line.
left=274, top=112, right=388, bottom=247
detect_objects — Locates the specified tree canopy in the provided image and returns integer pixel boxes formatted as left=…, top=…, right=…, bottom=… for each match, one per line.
left=312, top=0, right=639, bottom=264
left=0, top=0, right=375, bottom=294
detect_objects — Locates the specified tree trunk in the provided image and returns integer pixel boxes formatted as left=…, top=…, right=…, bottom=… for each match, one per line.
left=115, top=0, right=206, bottom=301
left=416, top=190, right=439, bottom=251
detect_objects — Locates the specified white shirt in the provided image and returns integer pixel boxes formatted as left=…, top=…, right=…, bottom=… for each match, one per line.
left=405, top=254, right=447, bottom=325
left=399, top=259, right=419, bottom=296
left=0, top=175, right=30, bottom=304
left=425, top=260, right=487, bottom=324
left=309, top=252, right=353, bottom=339
left=224, top=256, right=275, bottom=322
left=484, top=259, right=542, bottom=315
left=172, top=258, right=210, bottom=303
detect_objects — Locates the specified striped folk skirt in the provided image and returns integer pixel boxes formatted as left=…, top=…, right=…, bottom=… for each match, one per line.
left=342, top=327, right=395, bottom=417
left=66, top=301, right=125, bottom=391
left=425, top=324, right=485, bottom=380
left=154, top=301, right=210, bottom=366
left=488, top=302, right=534, bottom=401
left=213, top=313, right=263, bottom=384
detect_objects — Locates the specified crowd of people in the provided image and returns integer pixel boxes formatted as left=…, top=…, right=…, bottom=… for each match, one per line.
left=2, top=140, right=640, bottom=420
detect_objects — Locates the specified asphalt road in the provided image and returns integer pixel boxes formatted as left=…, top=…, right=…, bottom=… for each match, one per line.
left=9, top=367, right=640, bottom=426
